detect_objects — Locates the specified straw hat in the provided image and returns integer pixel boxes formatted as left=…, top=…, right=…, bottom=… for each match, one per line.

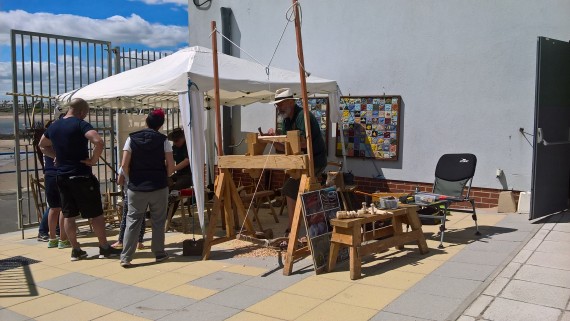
left=267, top=88, right=298, bottom=104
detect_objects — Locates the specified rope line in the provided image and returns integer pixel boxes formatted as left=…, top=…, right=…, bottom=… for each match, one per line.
left=211, top=28, right=266, bottom=68
left=238, top=141, right=276, bottom=236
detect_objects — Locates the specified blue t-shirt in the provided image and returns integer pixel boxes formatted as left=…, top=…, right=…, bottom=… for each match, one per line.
left=44, top=117, right=94, bottom=176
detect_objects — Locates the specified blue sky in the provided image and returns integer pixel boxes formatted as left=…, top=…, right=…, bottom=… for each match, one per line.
left=0, top=0, right=190, bottom=99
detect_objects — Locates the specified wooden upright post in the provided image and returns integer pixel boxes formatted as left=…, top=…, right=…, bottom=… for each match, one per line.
left=283, top=0, right=320, bottom=276
left=211, top=21, right=224, bottom=157
left=292, top=0, right=314, bottom=181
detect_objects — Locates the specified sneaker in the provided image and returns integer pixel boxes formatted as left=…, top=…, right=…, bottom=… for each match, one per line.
left=99, top=245, right=122, bottom=259
left=37, top=233, right=49, bottom=242
left=120, top=260, right=132, bottom=268
left=155, top=252, right=170, bottom=263
left=70, top=248, right=88, bottom=261
left=58, top=239, right=71, bottom=249
left=47, top=239, right=58, bottom=248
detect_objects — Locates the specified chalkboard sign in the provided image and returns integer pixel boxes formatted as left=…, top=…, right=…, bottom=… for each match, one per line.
left=336, top=96, right=402, bottom=161
left=301, top=186, right=348, bottom=274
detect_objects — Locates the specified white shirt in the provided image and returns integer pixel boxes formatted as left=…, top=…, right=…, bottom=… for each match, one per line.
left=123, top=137, right=173, bottom=153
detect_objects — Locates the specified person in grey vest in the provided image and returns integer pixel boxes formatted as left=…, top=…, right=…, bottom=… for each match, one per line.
left=118, top=109, right=174, bottom=267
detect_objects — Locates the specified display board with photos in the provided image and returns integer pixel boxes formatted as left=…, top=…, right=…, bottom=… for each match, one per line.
left=301, top=186, right=348, bottom=274
left=336, top=96, right=402, bottom=161
left=276, top=98, right=329, bottom=146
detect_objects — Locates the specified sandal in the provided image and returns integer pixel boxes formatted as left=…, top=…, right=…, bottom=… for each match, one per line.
left=111, top=241, right=123, bottom=249
left=137, top=242, right=145, bottom=250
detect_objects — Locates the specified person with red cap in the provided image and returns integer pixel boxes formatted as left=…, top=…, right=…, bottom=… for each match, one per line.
left=117, top=109, right=175, bottom=267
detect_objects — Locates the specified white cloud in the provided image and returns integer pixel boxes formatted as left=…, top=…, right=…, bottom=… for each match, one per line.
left=0, top=10, right=188, bottom=48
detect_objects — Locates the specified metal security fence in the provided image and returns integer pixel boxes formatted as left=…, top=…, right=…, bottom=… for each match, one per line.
left=114, top=47, right=170, bottom=73
left=8, top=29, right=177, bottom=233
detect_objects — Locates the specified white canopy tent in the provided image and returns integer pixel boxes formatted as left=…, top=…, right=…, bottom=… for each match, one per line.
left=57, top=46, right=340, bottom=234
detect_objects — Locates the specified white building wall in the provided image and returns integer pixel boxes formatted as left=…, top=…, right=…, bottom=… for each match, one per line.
left=188, top=0, right=570, bottom=191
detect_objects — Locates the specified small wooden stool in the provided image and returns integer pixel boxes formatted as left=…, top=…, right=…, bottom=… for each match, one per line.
left=165, top=189, right=194, bottom=233
left=239, top=186, right=279, bottom=231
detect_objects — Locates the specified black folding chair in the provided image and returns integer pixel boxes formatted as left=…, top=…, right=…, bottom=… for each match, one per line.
left=415, top=153, right=480, bottom=248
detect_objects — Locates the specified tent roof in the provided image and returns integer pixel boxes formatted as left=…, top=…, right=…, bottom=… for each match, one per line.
left=57, top=46, right=338, bottom=108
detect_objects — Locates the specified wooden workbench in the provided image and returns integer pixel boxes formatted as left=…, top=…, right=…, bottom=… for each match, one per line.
left=328, top=204, right=429, bottom=280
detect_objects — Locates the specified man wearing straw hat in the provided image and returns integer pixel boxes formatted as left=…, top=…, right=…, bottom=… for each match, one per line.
left=267, top=88, right=327, bottom=239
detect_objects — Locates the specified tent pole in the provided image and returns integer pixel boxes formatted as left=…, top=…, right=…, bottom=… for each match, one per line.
left=211, top=21, right=224, bottom=158
left=292, top=0, right=315, bottom=181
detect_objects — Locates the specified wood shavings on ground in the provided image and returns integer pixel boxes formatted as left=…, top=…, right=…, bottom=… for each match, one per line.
left=220, top=239, right=284, bottom=258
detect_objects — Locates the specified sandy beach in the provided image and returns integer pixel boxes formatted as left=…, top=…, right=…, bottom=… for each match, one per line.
left=0, top=122, right=116, bottom=194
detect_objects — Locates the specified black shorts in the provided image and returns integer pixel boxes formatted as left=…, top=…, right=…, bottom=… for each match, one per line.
left=169, top=172, right=193, bottom=191
left=44, top=175, right=61, bottom=208
left=56, top=174, right=103, bottom=219
left=282, top=166, right=326, bottom=199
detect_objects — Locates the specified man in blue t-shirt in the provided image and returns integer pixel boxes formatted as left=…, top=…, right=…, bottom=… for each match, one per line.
left=39, top=98, right=121, bottom=261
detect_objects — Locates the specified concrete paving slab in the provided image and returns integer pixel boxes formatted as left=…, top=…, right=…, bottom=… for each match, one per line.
left=431, top=261, right=496, bottom=281
left=243, top=269, right=311, bottom=291
left=515, top=264, right=570, bottom=288
left=482, top=297, right=561, bottom=321
left=463, top=294, right=493, bottom=317
left=464, top=239, right=520, bottom=253
left=450, top=249, right=510, bottom=266
left=526, top=251, right=570, bottom=271
left=496, top=262, right=521, bottom=278
left=536, top=240, right=570, bottom=253
left=512, top=249, right=533, bottom=263
left=203, top=284, right=276, bottom=310
left=89, top=285, right=161, bottom=310
left=560, top=311, right=570, bottom=321
left=159, top=302, right=239, bottom=321
left=0, top=308, right=29, bottom=321
left=522, top=238, right=542, bottom=251
left=409, top=274, right=482, bottom=299
left=500, top=279, right=570, bottom=309
left=456, top=316, right=476, bottom=321
left=482, top=277, right=509, bottom=296
left=329, top=283, right=403, bottom=310
left=532, top=229, right=549, bottom=241
left=371, top=311, right=434, bottom=321
left=485, top=230, right=532, bottom=242
left=60, top=278, right=129, bottom=301
left=490, top=223, right=536, bottom=233
left=121, top=292, right=194, bottom=320
left=383, top=291, right=463, bottom=321
left=545, top=230, right=570, bottom=242
left=36, top=272, right=97, bottom=292
left=189, top=271, right=252, bottom=291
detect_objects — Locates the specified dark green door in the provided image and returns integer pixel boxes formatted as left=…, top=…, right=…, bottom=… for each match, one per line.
left=531, top=37, right=570, bottom=219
